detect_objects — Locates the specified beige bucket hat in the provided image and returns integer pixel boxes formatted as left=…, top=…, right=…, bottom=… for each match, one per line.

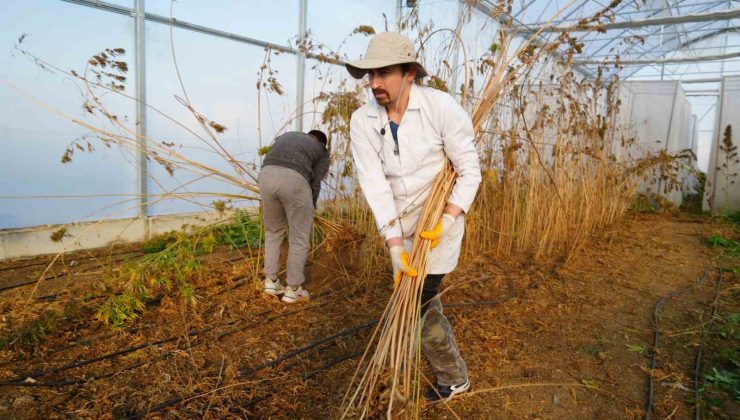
left=346, top=32, right=428, bottom=80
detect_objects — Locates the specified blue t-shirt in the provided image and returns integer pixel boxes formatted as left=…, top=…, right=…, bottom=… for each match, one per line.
left=389, top=121, right=400, bottom=155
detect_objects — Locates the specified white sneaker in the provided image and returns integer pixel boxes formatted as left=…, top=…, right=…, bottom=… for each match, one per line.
left=281, top=285, right=310, bottom=303
left=263, top=278, right=284, bottom=296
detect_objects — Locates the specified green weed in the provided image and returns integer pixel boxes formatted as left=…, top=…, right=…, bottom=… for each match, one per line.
left=706, top=235, right=740, bottom=257
left=140, top=233, right=178, bottom=254
left=703, top=367, right=740, bottom=402
left=98, top=211, right=261, bottom=328
left=0, top=302, right=83, bottom=350
left=630, top=193, right=657, bottom=213
left=720, top=211, right=740, bottom=227
left=699, top=313, right=740, bottom=408
left=97, top=233, right=201, bottom=328
left=576, top=335, right=607, bottom=357
left=626, top=343, right=646, bottom=354
left=214, top=210, right=261, bottom=250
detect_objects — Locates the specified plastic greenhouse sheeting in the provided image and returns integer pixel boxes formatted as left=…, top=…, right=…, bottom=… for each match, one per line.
left=618, top=80, right=697, bottom=206
left=704, top=75, right=740, bottom=213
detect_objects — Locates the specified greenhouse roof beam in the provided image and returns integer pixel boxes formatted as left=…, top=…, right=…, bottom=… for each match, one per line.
left=573, top=0, right=702, bottom=79
left=473, top=0, right=596, bottom=79
left=573, top=49, right=740, bottom=65
left=679, top=77, right=722, bottom=83
left=584, top=36, right=740, bottom=58
left=532, top=6, right=740, bottom=32
left=60, top=0, right=314, bottom=59
left=616, top=14, right=732, bottom=79
left=580, top=21, right=731, bottom=45
left=583, top=1, right=726, bottom=78
left=583, top=26, right=740, bottom=59
left=524, top=0, right=731, bottom=27
left=512, top=0, right=539, bottom=19
left=577, top=0, right=708, bottom=50
left=626, top=67, right=740, bottom=77
left=680, top=25, right=738, bottom=48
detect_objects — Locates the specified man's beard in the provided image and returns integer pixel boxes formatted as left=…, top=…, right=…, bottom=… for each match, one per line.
left=373, top=89, right=391, bottom=105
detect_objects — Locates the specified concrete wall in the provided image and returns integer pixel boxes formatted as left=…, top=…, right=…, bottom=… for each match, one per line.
left=704, top=76, right=740, bottom=213
left=0, top=210, right=242, bottom=261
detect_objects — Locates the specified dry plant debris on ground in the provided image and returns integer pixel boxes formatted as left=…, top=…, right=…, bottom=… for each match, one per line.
left=0, top=212, right=738, bottom=419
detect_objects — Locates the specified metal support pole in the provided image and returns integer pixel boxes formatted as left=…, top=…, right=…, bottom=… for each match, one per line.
left=658, top=81, right=680, bottom=197
left=709, top=77, right=725, bottom=212
left=294, top=0, right=307, bottom=132
left=680, top=77, right=722, bottom=83
left=397, top=0, right=403, bottom=30
left=709, top=2, right=732, bottom=212
left=720, top=1, right=730, bottom=77
left=134, top=0, right=148, bottom=229
left=449, top=0, right=463, bottom=99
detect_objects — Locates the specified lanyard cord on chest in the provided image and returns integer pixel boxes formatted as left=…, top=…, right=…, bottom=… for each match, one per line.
left=378, top=73, right=408, bottom=157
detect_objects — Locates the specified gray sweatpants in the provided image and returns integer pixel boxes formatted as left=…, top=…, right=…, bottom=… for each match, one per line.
left=258, top=165, right=314, bottom=287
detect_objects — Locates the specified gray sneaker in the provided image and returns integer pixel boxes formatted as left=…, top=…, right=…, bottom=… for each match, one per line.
left=281, top=286, right=310, bottom=303
left=263, top=278, right=284, bottom=296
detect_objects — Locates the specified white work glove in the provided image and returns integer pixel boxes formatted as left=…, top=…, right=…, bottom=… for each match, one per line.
left=389, top=245, right=418, bottom=288
left=420, top=213, right=456, bottom=249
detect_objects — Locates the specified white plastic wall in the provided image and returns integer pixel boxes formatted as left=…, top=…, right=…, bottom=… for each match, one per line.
left=704, top=76, right=740, bottom=213
left=0, top=0, right=400, bottom=231
left=619, top=80, right=697, bottom=206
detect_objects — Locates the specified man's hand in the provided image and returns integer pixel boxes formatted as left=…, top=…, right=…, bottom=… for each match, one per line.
left=389, top=245, right=417, bottom=288
left=420, top=213, right=456, bottom=248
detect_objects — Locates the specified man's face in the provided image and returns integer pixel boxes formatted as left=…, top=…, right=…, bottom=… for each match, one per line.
left=368, top=65, right=415, bottom=106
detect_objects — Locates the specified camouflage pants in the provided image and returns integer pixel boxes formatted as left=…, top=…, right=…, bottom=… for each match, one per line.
left=420, top=274, right=468, bottom=387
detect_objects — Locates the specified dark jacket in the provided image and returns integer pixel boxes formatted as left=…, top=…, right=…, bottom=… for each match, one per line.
left=262, top=131, right=330, bottom=205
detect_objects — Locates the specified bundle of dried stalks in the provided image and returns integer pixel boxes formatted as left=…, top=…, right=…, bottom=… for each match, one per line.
left=341, top=161, right=455, bottom=419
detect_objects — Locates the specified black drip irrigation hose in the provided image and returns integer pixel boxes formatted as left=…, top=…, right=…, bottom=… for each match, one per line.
left=2, top=272, right=527, bottom=418
left=693, top=267, right=724, bottom=420
left=0, top=290, right=341, bottom=386
left=3, top=282, right=235, bottom=366
left=238, top=320, right=377, bottom=379
left=122, top=283, right=525, bottom=418
left=301, top=350, right=365, bottom=380
left=0, top=249, right=247, bottom=295
left=3, top=290, right=516, bottom=388
left=0, top=249, right=142, bottom=273
left=0, top=323, right=208, bottom=386
left=122, top=320, right=377, bottom=420
left=2, top=359, right=154, bottom=388
left=5, top=274, right=252, bottom=366
left=645, top=264, right=710, bottom=420
left=0, top=252, right=145, bottom=293
left=445, top=277, right=518, bottom=308
left=36, top=265, right=247, bottom=305
left=238, top=350, right=366, bottom=416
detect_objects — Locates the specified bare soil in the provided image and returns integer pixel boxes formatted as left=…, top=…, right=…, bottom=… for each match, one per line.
left=0, top=213, right=737, bottom=419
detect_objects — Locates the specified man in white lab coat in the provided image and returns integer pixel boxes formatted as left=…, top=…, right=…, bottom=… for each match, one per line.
left=346, top=32, right=481, bottom=402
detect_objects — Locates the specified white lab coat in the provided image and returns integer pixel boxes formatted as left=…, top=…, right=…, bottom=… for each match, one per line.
left=349, top=84, right=482, bottom=274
